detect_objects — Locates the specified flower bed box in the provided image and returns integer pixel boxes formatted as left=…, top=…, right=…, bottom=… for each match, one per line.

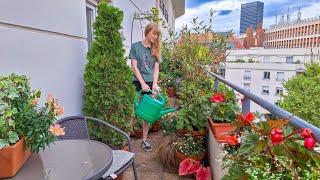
left=209, top=119, right=236, bottom=143
left=0, top=138, right=31, bottom=178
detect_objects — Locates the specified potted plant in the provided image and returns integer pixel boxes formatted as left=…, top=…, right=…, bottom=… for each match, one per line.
left=173, top=134, right=206, bottom=163
left=204, top=85, right=241, bottom=142
left=0, top=74, right=64, bottom=178
left=179, top=158, right=212, bottom=180
left=133, top=118, right=143, bottom=139
left=83, top=2, right=135, bottom=149
left=222, top=118, right=320, bottom=179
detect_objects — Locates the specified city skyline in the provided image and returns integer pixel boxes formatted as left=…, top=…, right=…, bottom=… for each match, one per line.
left=176, top=0, right=320, bottom=34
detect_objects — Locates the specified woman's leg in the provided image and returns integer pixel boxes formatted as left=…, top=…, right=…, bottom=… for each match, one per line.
left=142, top=121, right=149, bottom=142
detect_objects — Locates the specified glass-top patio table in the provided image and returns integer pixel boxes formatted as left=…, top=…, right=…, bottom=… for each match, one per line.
left=7, top=139, right=113, bottom=180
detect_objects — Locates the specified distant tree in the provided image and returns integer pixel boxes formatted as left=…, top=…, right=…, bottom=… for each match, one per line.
left=279, top=63, right=320, bottom=127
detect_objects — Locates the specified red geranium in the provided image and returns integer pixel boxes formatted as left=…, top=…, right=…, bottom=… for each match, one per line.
left=270, top=128, right=284, bottom=145
left=227, top=135, right=239, bottom=146
left=304, top=137, right=316, bottom=150
left=300, top=128, right=313, bottom=138
left=209, top=92, right=225, bottom=103
left=238, top=112, right=255, bottom=126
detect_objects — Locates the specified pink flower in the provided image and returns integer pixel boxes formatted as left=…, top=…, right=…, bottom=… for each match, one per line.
left=209, top=92, right=225, bottom=103
left=46, top=94, right=54, bottom=103
left=30, top=98, right=39, bottom=106
left=300, top=128, right=313, bottom=138
left=49, top=124, right=65, bottom=136
left=270, top=128, right=284, bottom=145
left=54, top=105, right=64, bottom=116
left=196, top=167, right=212, bottom=180
left=304, top=137, right=316, bottom=150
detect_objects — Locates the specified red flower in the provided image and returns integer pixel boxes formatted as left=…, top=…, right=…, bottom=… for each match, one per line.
left=179, top=158, right=198, bottom=176
left=238, top=112, right=255, bottom=126
left=270, top=128, right=284, bottom=145
left=227, top=135, right=239, bottom=146
left=196, top=167, right=212, bottom=180
left=304, top=137, right=316, bottom=150
left=300, top=128, right=313, bottom=138
left=209, top=92, right=225, bottom=103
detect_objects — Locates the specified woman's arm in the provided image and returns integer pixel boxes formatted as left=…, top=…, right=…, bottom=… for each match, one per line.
left=152, top=62, right=160, bottom=92
left=131, top=59, right=150, bottom=91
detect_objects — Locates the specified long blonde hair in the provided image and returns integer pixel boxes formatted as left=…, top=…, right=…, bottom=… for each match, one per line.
left=144, top=23, right=161, bottom=62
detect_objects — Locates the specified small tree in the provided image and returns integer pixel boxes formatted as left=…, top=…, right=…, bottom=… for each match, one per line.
left=279, top=63, right=320, bottom=127
left=83, top=2, right=135, bottom=148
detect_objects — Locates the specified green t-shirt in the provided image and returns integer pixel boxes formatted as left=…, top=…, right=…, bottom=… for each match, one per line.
left=129, top=41, right=156, bottom=82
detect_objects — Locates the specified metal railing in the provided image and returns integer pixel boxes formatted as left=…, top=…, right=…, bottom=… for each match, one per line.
left=206, top=68, right=320, bottom=143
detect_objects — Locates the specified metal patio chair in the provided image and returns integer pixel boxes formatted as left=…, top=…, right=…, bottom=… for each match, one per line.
left=56, top=116, right=138, bottom=180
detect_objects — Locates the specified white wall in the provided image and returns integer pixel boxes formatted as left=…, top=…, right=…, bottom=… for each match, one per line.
left=0, top=0, right=88, bottom=117
left=224, top=62, right=300, bottom=113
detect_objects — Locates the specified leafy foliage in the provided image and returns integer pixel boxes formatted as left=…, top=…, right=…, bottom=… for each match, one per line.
left=0, top=74, right=60, bottom=152
left=173, top=134, right=206, bottom=157
left=223, top=118, right=320, bottom=179
left=83, top=2, right=136, bottom=148
left=279, top=63, right=320, bottom=127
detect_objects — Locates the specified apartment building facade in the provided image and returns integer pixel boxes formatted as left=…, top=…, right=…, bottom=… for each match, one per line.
left=221, top=48, right=318, bottom=113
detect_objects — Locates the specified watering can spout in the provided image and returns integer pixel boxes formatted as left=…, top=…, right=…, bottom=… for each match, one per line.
left=157, top=108, right=177, bottom=119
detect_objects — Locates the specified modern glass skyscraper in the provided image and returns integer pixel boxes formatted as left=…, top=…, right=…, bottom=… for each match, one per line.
left=240, top=1, right=264, bottom=34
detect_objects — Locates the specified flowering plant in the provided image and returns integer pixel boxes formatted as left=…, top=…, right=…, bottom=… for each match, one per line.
left=173, top=134, right=206, bottom=157
left=0, top=74, right=64, bottom=152
left=203, top=87, right=240, bottom=123
left=222, top=118, right=320, bottom=179
left=179, top=158, right=212, bottom=180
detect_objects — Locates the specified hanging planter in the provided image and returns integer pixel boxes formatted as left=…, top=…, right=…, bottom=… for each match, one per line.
left=0, top=138, right=31, bottom=178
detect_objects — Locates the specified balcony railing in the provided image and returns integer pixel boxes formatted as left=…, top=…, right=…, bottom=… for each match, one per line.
left=206, top=68, right=320, bottom=143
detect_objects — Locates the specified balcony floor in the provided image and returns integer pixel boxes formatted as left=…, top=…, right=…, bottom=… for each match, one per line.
left=122, top=130, right=192, bottom=180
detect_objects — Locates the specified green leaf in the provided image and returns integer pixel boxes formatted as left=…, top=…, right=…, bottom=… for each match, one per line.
left=8, top=131, right=19, bottom=144
left=0, top=139, right=9, bottom=149
left=0, top=117, right=4, bottom=127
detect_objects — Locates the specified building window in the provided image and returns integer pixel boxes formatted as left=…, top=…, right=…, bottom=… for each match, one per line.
left=263, top=72, right=270, bottom=80
left=262, top=86, right=269, bottom=95
left=276, top=72, right=284, bottom=82
left=244, top=83, right=250, bottom=92
left=160, top=0, right=168, bottom=22
left=286, top=56, right=293, bottom=64
left=243, top=70, right=251, bottom=81
left=218, top=68, right=225, bottom=78
left=263, top=56, right=270, bottom=63
left=86, top=2, right=97, bottom=48
left=275, top=87, right=283, bottom=96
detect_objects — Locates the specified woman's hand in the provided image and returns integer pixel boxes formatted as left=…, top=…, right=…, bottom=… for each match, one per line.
left=141, top=83, right=150, bottom=92
left=152, top=84, right=159, bottom=97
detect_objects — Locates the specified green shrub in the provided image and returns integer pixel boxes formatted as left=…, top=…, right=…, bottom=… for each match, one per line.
left=83, top=2, right=135, bottom=148
left=279, top=63, right=320, bottom=127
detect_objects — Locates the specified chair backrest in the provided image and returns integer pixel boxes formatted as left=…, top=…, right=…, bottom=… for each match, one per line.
left=56, top=116, right=90, bottom=140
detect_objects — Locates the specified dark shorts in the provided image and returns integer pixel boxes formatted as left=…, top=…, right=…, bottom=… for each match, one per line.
left=133, top=81, right=153, bottom=92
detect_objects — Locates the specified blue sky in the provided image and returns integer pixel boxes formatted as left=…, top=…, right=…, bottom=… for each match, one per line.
left=176, top=0, right=320, bottom=34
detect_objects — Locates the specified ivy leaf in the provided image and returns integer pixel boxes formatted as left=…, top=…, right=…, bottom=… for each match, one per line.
left=0, top=139, right=9, bottom=149
left=8, top=131, right=19, bottom=144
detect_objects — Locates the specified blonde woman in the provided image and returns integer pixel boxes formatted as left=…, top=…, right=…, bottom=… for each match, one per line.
left=130, top=23, right=161, bottom=152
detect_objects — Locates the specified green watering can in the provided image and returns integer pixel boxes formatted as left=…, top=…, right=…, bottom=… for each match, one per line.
left=135, top=90, right=177, bottom=124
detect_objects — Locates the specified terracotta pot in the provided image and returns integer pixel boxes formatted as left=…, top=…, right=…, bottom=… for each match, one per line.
left=175, top=150, right=206, bottom=163
left=150, top=121, right=161, bottom=132
left=134, top=130, right=143, bottom=139
left=176, top=128, right=208, bottom=138
left=209, top=119, right=237, bottom=143
left=122, top=145, right=129, bottom=152
left=167, top=87, right=175, bottom=98
left=0, top=138, right=31, bottom=178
